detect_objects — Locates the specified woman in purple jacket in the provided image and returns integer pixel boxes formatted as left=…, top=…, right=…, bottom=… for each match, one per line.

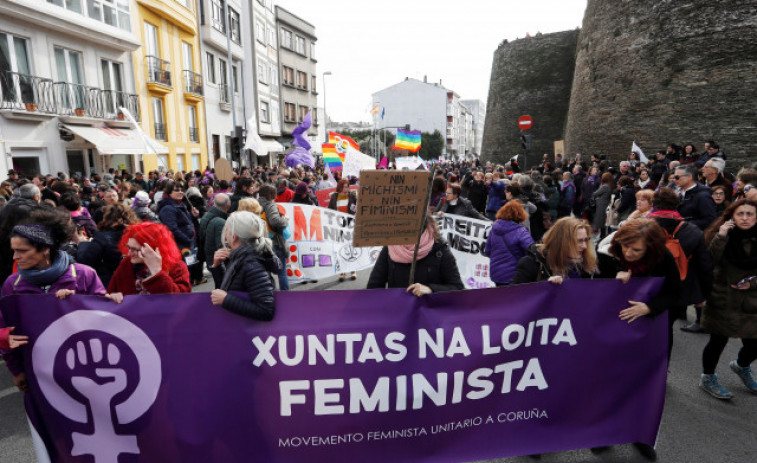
left=1, top=209, right=105, bottom=390
left=484, top=201, right=534, bottom=286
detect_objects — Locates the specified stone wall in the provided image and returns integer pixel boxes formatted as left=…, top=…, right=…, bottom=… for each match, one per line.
left=564, top=0, right=757, bottom=167
left=481, top=30, right=579, bottom=168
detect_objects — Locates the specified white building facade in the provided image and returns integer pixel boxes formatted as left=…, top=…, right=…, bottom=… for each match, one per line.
left=275, top=6, right=318, bottom=151
left=372, top=77, right=473, bottom=159
left=198, top=0, right=245, bottom=165
left=0, top=0, right=144, bottom=180
left=461, top=99, right=485, bottom=158
left=241, top=0, right=282, bottom=167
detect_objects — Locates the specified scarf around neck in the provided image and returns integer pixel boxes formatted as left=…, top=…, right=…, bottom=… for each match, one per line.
left=388, top=229, right=435, bottom=264
left=724, top=225, right=757, bottom=270
left=19, top=251, right=72, bottom=287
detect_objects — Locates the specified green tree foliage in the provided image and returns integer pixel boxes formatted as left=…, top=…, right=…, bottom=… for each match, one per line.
left=418, top=130, right=444, bottom=160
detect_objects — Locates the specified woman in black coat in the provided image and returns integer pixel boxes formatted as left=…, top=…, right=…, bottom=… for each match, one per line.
left=367, top=213, right=464, bottom=295
left=76, top=204, right=139, bottom=288
left=598, top=218, right=683, bottom=358
left=210, top=211, right=279, bottom=320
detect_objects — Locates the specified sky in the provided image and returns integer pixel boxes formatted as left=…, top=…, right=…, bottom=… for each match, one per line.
left=274, top=0, right=588, bottom=123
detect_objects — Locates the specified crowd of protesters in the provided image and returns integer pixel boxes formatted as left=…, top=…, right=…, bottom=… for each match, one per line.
left=1, top=138, right=756, bottom=462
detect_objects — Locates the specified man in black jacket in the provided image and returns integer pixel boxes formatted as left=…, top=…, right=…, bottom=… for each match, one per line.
left=199, top=193, right=230, bottom=288
left=435, top=183, right=487, bottom=221
left=675, top=164, right=717, bottom=230
left=650, top=188, right=713, bottom=339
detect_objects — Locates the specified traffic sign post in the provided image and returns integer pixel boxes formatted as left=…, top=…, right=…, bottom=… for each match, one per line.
left=517, top=115, right=533, bottom=171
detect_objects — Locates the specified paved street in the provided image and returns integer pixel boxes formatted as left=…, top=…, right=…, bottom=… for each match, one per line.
left=1, top=270, right=755, bottom=462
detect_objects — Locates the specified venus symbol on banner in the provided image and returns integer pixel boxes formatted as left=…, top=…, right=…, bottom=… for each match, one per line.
left=32, top=310, right=162, bottom=463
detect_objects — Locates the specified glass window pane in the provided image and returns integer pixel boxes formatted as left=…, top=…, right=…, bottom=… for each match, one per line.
left=13, top=37, right=31, bottom=75
left=55, top=48, right=67, bottom=82
left=67, top=0, right=82, bottom=13
left=118, top=12, right=131, bottom=32
left=101, top=60, right=111, bottom=90
left=87, top=0, right=102, bottom=21
left=0, top=34, right=10, bottom=74
left=112, top=62, right=123, bottom=91
left=103, top=4, right=117, bottom=26
left=69, top=51, right=83, bottom=84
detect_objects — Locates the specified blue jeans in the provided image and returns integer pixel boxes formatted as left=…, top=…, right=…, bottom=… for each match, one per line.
left=274, top=246, right=289, bottom=291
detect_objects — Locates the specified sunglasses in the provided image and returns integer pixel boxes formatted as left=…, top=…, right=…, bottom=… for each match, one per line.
left=746, top=185, right=754, bottom=193
left=672, top=174, right=690, bottom=180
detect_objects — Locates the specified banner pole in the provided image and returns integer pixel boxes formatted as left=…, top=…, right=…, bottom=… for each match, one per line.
left=409, top=172, right=434, bottom=285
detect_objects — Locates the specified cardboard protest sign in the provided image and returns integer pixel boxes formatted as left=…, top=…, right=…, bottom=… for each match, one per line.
left=213, top=158, right=233, bottom=182
left=353, top=170, right=430, bottom=247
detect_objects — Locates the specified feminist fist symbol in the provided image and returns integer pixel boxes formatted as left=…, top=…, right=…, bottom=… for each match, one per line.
left=68, top=339, right=138, bottom=463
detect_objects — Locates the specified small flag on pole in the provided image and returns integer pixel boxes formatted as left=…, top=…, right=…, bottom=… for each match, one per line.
left=370, top=105, right=380, bottom=115
left=322, top=143, right=343, bottom=171
left=381, top=107, right=385, bottom=120
left=631, top=141, right=649, bottom=164
left=394, top=129, right=422, bottom=153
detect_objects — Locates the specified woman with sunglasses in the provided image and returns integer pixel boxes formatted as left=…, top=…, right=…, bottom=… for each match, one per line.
left=105, top=221, right=191, bottom=302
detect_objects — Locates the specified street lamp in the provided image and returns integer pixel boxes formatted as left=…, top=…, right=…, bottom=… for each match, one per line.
left=322, top=71, right=332, bottom=142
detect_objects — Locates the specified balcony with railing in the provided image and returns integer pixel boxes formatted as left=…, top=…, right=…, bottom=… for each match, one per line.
left=102, top=90, right=140, bottom=122
left=218, top=83, right=230, bottom=110
left=146, top=56, right=172, bottom=93
left=54, top=82, right=102, bottom=117
left=0, top=71, right=56, bottom=114
left=183, top=70, right=203, bottom=102
left=154, top=122, right=167, bottom=141
left=189, top=127, right=199, bottom=143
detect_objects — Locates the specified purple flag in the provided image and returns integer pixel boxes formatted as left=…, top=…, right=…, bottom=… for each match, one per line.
left=1, top=279, right=667, bottom=463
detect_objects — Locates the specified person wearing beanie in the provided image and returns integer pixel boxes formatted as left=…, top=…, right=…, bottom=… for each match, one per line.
left=292, top=182, right=314, bottom=205
left=132, top=190, right=159, bottom=222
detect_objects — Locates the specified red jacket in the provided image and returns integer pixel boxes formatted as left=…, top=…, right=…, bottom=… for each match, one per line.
left=107, top=259, right=191, bottom=295
left=275, top=188, right=294, bottom=203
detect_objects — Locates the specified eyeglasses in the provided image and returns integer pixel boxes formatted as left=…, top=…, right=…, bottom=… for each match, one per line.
left=712, top=191, right=726, bottom=196
left=577, top=238, right=591, bottom=244
left=746, top=185, right=754, bottom=193
left=672, top=174, right=690, bottom=180
left=126, top=246, right=141, bottom=254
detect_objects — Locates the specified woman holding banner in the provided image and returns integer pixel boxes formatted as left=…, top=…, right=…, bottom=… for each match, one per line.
left=209, top=211, right=278, bottom=320
left=105, top=221, right=191, bottom=299
left=511, top=217, right=598, bottom=285
left=485, top=201, right=534, bottom=286
left=367, top=213, right=464, bottom=295
left=1, top=208, right=105, bottom=463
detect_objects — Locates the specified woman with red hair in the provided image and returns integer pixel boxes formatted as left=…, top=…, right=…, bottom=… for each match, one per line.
left=105, top=222, right=191, bottom=302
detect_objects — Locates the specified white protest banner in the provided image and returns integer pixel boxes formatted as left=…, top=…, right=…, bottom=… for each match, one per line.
left=342, top=147, right=376, bottom=178
left=435, top=213, right=495, bottom=289
left=278, top=203, right=382, bottom=281
left=394, top=156, right=425, bottom=171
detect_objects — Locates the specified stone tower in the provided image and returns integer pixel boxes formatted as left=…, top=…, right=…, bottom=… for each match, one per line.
left=564, top=0, right=757, bottom=165
left=481, top=30, right=579, bottom=167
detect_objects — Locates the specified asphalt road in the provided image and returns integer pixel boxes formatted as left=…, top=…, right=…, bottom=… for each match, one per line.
left=1, top=270, right=754, bottom=463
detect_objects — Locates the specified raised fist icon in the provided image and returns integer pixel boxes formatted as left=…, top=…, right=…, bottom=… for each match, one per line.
left=68, top=339, right=138, bottom=463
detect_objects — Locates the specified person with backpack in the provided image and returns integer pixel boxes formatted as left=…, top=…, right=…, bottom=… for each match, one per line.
left=647, top=188, right=713, bottom=357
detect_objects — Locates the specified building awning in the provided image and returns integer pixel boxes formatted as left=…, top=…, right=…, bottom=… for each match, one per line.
left=62, top=125, right=169, bottom=155
left=244, top=135, right=285, bottom=156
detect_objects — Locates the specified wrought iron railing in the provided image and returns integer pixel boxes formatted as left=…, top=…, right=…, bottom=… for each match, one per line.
left=102, top=90, right=140, bottom=121
left=0, top=71, right=57, bottom=113
left=154, top=122, right=166, bottom=141
left=146, top=56, right=172, bottom=86
left=218, top=83, right=230, bottom=104
left=183, top=70, right=203, bottom=96
left=53, top=82, right=103, bottom=117
left=189, top=127, right=199, bottom=143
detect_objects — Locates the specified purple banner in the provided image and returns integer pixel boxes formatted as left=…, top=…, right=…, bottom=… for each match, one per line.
left=1, top=279, right=667, bottom=463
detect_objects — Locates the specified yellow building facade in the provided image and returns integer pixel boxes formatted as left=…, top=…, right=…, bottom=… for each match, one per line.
left=133, top=0, right=208, bottom=173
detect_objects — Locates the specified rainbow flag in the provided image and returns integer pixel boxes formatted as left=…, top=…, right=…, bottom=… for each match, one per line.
left=328, top=131, right=359, bottom=161
left=370, top=104, right=380, bottom=115
left=394, top=129, right=422, bottom=152
left=322, top=143, right=343, bottom=170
